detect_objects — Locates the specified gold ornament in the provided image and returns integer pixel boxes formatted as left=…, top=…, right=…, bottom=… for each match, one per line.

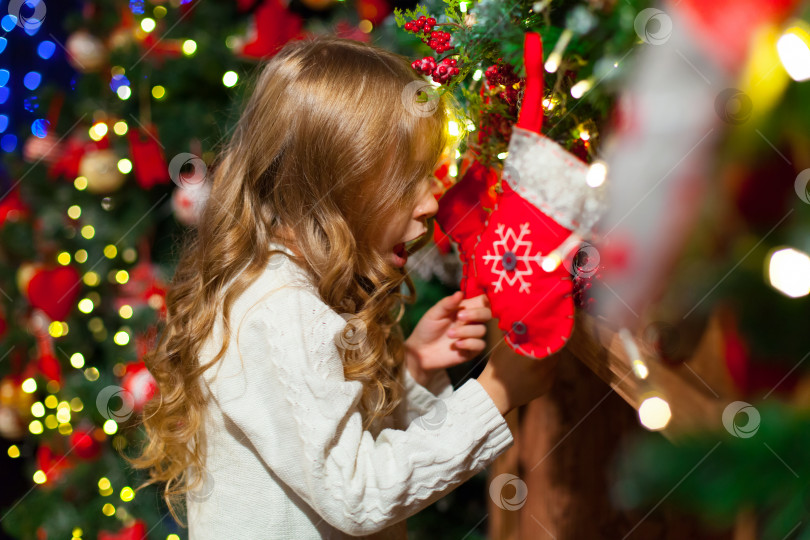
left=79, top=149, right=126, bottom=194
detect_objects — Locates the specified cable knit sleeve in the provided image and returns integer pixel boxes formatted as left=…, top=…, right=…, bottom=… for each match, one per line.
left=205, top=284, right=514, bottom=536
left=401, top=365, right=454, bottom=425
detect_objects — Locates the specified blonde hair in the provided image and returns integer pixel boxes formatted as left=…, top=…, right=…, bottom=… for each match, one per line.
left=124, top=34, right=455, bottom=526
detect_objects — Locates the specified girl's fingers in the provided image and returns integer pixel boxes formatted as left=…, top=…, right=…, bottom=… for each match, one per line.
left=453, top=338, right=486, bottom=353
left=459, top=294, right=489, bottom=310
left=447, top=324, right=487, bottom=339
left=457, top=306, right=492, bottom=323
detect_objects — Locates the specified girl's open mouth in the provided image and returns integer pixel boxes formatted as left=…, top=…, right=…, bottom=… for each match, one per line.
left=393, top=242, right=408, bottom=266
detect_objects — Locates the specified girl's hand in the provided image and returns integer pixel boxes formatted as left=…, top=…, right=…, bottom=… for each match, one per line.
left=404, top=291, right=492, bottom=387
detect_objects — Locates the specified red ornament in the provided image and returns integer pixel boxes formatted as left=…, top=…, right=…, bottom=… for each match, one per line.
left=127, top=123, right=170, bottom=190
left=36, top=444, right=72, bottom=486
left=26, top=265, right=81, bottom=322
left=120, top=361, right=157, bottom=413
left=0, top=189, right=30, bottom=226
left=98, top=519, right=148, bottom=540
left=69, top=427, right=101, bottom=460
left=235, top=0, right=305, bottom=60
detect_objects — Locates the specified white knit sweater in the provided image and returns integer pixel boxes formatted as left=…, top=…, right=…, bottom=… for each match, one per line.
left=186, top=242, right=514, bottom=539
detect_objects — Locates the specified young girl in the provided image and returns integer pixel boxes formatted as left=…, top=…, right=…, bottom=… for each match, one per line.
left=127, top=34, right=554, bottom=539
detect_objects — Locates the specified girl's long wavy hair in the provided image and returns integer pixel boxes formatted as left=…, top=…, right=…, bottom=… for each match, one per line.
left=124, top=34, right=456, bottom=526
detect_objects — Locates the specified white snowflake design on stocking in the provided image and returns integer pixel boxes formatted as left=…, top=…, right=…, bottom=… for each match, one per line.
left=481, top=222, right=544, bottom=294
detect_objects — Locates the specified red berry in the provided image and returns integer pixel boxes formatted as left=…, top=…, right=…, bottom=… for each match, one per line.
left=426, top=17, right=436, bottom=25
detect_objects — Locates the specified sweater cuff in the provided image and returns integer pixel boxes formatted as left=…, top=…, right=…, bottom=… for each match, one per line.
left=447, top=378, right=514, bottom=454
left=403, top=367, right=453, bottom=410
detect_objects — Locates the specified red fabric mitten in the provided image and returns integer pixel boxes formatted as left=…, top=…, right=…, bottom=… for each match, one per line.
left=472, top=127, right=603, bottom=358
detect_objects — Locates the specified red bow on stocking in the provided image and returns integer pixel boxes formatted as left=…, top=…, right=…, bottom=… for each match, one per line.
left=436, top=32, right=606, bottom=359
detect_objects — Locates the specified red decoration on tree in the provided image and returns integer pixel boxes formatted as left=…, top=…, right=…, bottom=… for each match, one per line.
left=437, top=32, right=605, bottom=359
left=69, top=426, right=102, bottom=460
left=121, top=361, right=158, bottom=413
left=25, top=265, right=81, bottom=322
left=98, top=519, right=148, bottom=540
left=356, top=0, right=391, bottom=26
left=36, top=444, right=72, bottom=486
left=127, top=124, right=169, bottom=190
left=0, top=189, right=30, bottom=226
left=234, top=0, right=305, bottom=60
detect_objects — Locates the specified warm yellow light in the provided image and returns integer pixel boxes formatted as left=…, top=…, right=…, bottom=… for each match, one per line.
left=632, top=359, right=649, bottom=379
left=541, top=253, right=561, bottom=272
left=638, top=396, right=672, bottom=431
left=75, top=249, right=88, bottom=263
left=31, top=402, right=45, bottom=417
left=768, top=247, right=810, bottom=298
left=113, top=331, right=130, bottom=346
left=29, top=420, right=44, bottom=434
left=777, top=24, right=810, bottom=81
left=44, top=414, right=58, bottom=429
left=472, top=69, right=483, bottom=81
left=102, top=503, right=116, bottom=516
left=113, top=121, right=128, bottom=136
left=89, top=122, right=108, bottom=141
left=74, top=176, right=88, bottom=190
left=580, top=130, right=590, bottom=141
left=104, top=245, right=118, bottom=258
left=117, top=159, right=132, bottom=174
left=44, top=395, right=57, bottom=408
left=80, top=225, right=95, bottom=239
left=84, top=367, right=100, bottom=381
left=358, top=19, right=373, bottom=33
left=67, top=205, right=81, bottom=219
left=140, top=18, right=156, bottom=32
left=33, top=470, right=47, bottom=484
left=83, top=271, right=100, bottom=287
left=7, top=445, right=20, bottom=458
left=48, top=321, right=63, bottom=338
left=98, top=477, right=111, bottom=491
left=586, top=161, right=607, bottom=188
left=571, top=79, right=593, bottom=99
left=151, top=85, right=165, bottom=99
left=182, top=39, right=197, bottom=56
left=447, top=121, right=460, bottom=137
left=78, top=298, right=94, bottom=314
left=116, top=86, right=131, bottom=100
left=70, top=397, right=83, bottom=411
left=120, top=487, right=135, bottom=501
left=56, top=407, right=71, bottom=423
left=119, top=305, right=133, bottom=319
left=544, top=53, right=561, bottom=73
left=57, top=251, right=71, bottom=265
left=497, top=152, right=508, bottom=160
left=103, top=419, right=118, bottom=435
left=115, top=270, right=129, bottom=284
left=222, top=71, right=238, bottom=87
left=153, top=5, right=167, bottom=17
left=22, top=378, right=37, bottom=393
left=70, top=352, right=85, bottom=369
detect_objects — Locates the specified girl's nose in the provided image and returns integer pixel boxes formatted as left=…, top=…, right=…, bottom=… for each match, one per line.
left=415, top=188, right=439, bottom=221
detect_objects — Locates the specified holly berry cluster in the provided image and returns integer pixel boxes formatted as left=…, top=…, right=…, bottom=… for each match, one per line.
left=484, top=61, right=521, bottom=108
left=403, top=16, right=454, bottom=54
left=412, top=56, right=459, bottom=84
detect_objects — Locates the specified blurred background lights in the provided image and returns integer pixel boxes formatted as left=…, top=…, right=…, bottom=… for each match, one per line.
left=140, top=18, right=156, bottom=32
left=1, top=15, right=16, bottom=32
left=768, top=247, right=810, bottom=298
left=586, top=161, right=607, bottom=187
left=117, top=158, right=132, bottom=174
left=37, top=40, right=55, bottom=59
left=571, top=78, right=593, bottom=99
left=113, top=121, right=128, bottom=135
left=0, top=115, right=7, bottom=133
left=151, top=85, right=165, bottom=99
left=638, top=396, right=671, bottom=430
left=22, top=378, right=37, bottom=393
left=24, top=71, right=42, bottom=90
left=182, top=39, right=197, bottom=55
left=777, top=24, right=810, bottom=81
left=1, top=134, right=17, bottom=152
left=222, top=71, right=238, bottom=87
left=89, top=122, right=107, bottom=140
left=31, top=118, right=49, bottom=138
left=0, top=69, right=10, bottom=87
